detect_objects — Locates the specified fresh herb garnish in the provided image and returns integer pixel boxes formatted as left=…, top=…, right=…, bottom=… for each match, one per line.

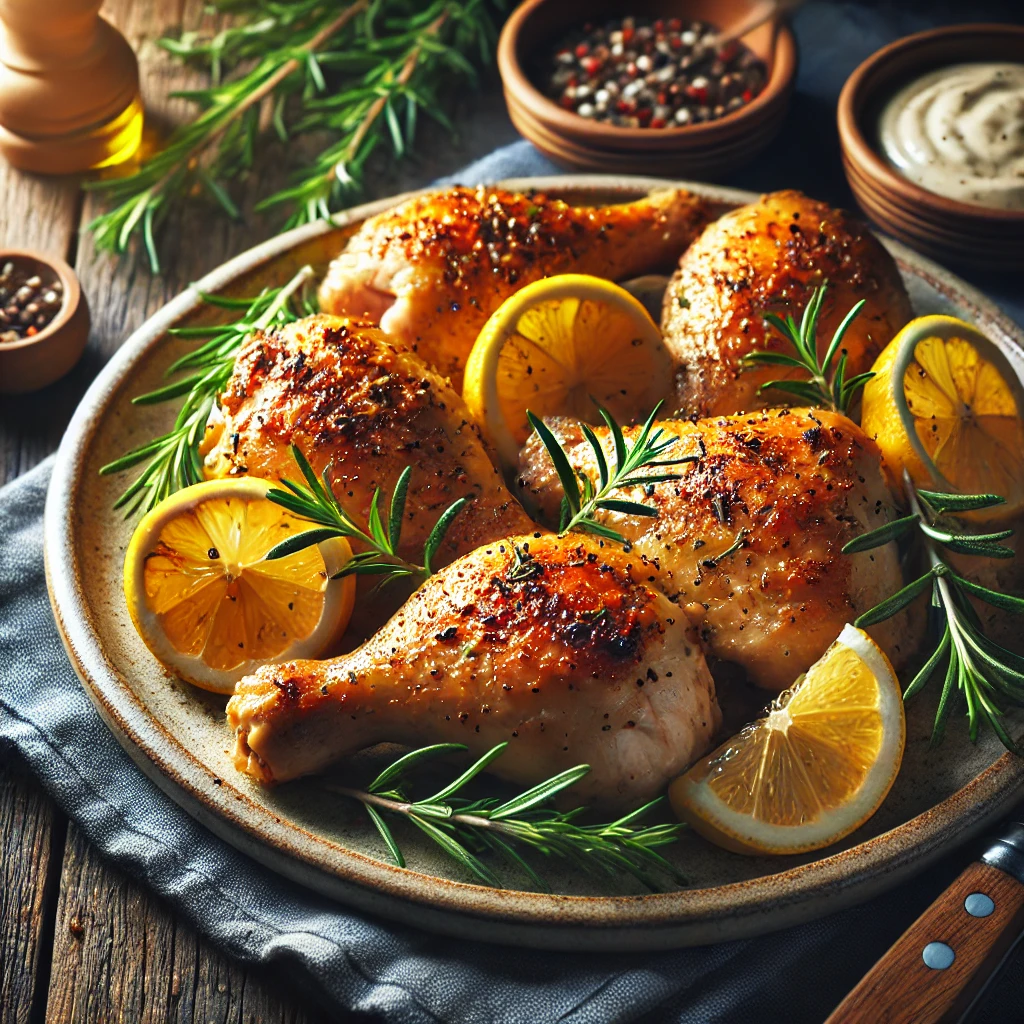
left=86, top=0, right=502, bottom=271
left=266, top=445, right=468, bottom=584
left=526, top=400, right=697, bottom=544
left=99, top=265, right=316, bottom=516
left=742, top=285, right=874, bottom=414
left=844, top=474, right=1024, bottom=752
left=324, top=741, right=684, bottom=890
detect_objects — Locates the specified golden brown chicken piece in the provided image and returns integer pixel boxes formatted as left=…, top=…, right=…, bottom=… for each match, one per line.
left=663, top=191, right=913, bottom=418
left=517, top=409, right=918, bottom=690
left=228, top=533, right=721, bottom=810
left=204, top=314, right=535, bottom=575
left=319, top=185, right=713, bottom=389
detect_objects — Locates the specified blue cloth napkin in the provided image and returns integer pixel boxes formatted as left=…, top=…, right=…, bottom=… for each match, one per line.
left=3, top=3, right=1024, bottom=1021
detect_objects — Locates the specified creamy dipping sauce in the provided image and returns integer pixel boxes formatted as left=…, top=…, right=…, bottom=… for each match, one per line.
left=878, top=62, right=1024, bottom=211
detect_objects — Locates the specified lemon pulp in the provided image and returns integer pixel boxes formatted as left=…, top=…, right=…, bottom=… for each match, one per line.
left=144, top=495, right=332, bottom=671
left=861, top=315, right=1024, bottom=516
left=462, top=274, right=672, bottom=469
left=125, top=478, right=354, bottom=693
left=670, top=625, right=904, bottom=855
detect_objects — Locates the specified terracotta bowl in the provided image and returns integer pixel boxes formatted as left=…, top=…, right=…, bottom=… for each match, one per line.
left=838, top=24, right=1024, bottom=273
left=497, top=0, right=798, bottom=178
left=0, top=249, right=90, bottom=394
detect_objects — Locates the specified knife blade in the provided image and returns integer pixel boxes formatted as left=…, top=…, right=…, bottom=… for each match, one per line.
left=826, top=821, right=1024, bottom=1023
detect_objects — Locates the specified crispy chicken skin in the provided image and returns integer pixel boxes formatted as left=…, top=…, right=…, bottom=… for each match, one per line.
left=205, top=314, right=535, bottom=571
left=663, top=191, right=913, bottom=417
left=319, top=185, right=713, bottom=389
left=228, top=533, right=721, bottom=810
left=517, top=409, right=918, bottom=690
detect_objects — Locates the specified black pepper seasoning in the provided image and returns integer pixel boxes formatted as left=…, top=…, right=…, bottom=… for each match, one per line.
left=538, top=16, right=766, bottom=129
left=0, top=261, right=64, bottom=344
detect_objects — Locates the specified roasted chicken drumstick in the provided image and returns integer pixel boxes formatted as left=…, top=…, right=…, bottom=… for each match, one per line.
left=518, top=408, right=917, bottom=689
left=662, top=190, right=913, bottom=417
left=204, top=314, right=534, bottom=571
left=228, top=533, right=721, bottom=810
left=319, top=185, right=712, bottom=389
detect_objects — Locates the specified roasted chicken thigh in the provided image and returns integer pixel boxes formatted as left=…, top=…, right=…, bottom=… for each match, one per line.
left=228, top=533, right=721, bottom=810
left=663, top=191, right=913, bottom=417
left=319, top=185, right=712, bottom=388
left=205, top=314, right=534, bottom=571
left=518, top=408, right=917, bottom=689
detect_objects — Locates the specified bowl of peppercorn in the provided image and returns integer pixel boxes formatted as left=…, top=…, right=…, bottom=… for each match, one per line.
left=497, top=0, right=798, bottom=178
left=0, top=250, right=90, bottom=394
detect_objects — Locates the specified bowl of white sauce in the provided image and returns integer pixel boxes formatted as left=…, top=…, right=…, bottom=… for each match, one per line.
left=838, top=24, right=1024, bottom=272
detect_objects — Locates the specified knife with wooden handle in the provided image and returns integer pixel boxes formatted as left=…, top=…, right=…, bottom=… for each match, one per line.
left=826, top=822, right=1024, bottom=1024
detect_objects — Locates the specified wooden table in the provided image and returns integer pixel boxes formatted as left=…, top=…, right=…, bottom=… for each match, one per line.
left=0, top=3, right=516, bottom=1019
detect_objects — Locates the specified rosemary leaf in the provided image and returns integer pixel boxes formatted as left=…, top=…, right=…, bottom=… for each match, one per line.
left=917, top=489, right=1007, bottom=514
left=902, top=624, right=950, bottom=701
left=950, top=573, right=1024, bottom=614
left=388, top=465, right=412, bottom=552
left=854, top=570, right=935, bottom=627
left=527, top=412, right=582, bottom=517
left=265, top=527, right=345, bottom=560
left=421, top=742, right=509, bottom=804
left=368, top=743, right=467, bottom=794
left=841, top=514, right=920, bottom=554
left=365, top=803, right=405, bottom=867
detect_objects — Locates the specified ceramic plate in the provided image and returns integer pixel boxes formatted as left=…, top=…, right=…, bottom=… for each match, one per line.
left=44, top=176, right=1024, bottom=950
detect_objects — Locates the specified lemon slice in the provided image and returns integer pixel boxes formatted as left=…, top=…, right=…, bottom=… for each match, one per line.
left=462, top=273, right=673, bottom=471
left=669, top=624, right=905, bottom=855
left=124, top=478, right=355, bottom=693
left=861, top=315, right=1024, bottom=518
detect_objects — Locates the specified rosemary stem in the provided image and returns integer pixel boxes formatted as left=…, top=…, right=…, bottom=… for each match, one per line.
left=252, top=264, right=315, bottom=330
left=329, top=10, right=449, bottom=187
left=201, top=2, right=369, bottom=168
left=326, top=785, right=518, bottom=834
left=904, top=470, right=949, bottom=575
left=327, top=785, right=414, bottom=815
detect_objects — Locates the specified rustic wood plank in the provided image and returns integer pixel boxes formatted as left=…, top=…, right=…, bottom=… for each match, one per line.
left=37, top=4, right=371, bottom=1021
left=0, top=67, right=81, bottom=1024
left=0, top=754, right=66, bottom=1024
left=44, top=824, right=325, bottom=1024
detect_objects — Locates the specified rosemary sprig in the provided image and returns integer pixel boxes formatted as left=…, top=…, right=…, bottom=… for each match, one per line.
left=266, top=445, right=468, bottom=584
left=742, top=285, right=874, bottom=414
left=325, top=741, right=684, bottom=890
left=526, top=401, right=697, bottom=544
left=99, top=265, right=316, bottom=515
left=87, top=0, right=502, bottom=270
left=844, top=475, right=1024, bottom=752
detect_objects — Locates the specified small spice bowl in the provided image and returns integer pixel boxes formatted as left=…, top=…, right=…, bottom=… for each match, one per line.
left=497, top=0, right=798, bottom=179
left=0, top=250, right=89, bottom=394
left=838, top=24, right=1024, bottom=273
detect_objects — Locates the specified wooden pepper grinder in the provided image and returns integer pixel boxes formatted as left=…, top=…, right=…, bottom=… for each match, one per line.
left=0, top=0, right=142, bottom=173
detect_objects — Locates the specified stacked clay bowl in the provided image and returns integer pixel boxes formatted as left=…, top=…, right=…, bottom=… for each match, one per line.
left=497, top=0, right=797, bottom=179
left=838, top=24, right=1024, bottom=273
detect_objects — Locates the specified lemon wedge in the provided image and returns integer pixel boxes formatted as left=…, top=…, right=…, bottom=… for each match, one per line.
left=861, top=315, right=1024, bottom=518
left=124, top=478, right=355, bottom=693
left=669, top=624, right=905, bottom=855
left=462, top=273, right=673, bottom=471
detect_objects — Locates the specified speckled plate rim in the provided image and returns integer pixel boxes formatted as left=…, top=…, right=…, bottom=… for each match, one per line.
left=44, top=175, right=1024, bottom=951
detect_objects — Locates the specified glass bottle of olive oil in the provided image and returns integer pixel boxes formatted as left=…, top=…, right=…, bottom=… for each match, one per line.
left=0, top=0, right=143, bottom=174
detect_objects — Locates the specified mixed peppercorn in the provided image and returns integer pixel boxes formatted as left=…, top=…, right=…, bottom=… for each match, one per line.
left=0, top=261, right=64, bottom=344
left=538, top=16, right=767, bottom=129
